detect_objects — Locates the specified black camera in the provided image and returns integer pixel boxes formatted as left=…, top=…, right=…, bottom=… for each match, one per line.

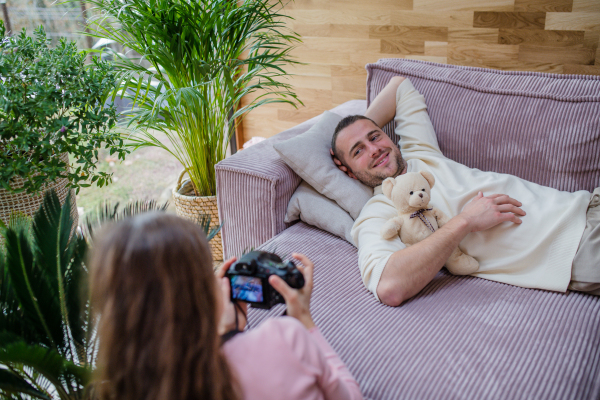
left=226, top=251, right=305, bottom=309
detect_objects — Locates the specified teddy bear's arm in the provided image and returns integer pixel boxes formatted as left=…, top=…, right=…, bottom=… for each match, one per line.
left=432, top=207, right=451, bottom=228
left=381, top=216, right=404, bottom=240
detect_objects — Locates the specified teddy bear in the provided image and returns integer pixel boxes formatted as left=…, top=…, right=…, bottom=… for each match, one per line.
left=380, top=171, right=479, bottom=275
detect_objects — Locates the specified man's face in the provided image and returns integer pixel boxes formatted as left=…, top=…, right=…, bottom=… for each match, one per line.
left=335, top=119, right=405, bottom=188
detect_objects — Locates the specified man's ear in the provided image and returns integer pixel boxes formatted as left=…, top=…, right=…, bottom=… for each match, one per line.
left=382, top=177, right=396, bottom=199
left=420, top=171, right=435, bottom=189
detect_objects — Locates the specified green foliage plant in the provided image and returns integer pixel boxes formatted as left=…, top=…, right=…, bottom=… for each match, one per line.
left=0, top=22, right=128, bottom=195
left=83, top=0, right=303, bottom=197
left=0, top=191, right=91, bottom=400
left=0, top=191, right=221, bottom=400
left=80, top=199, right=168, bottom=239
left=82, top=200, right=220, bottom=242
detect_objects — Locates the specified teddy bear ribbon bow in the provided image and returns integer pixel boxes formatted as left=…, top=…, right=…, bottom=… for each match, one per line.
left=410, top=208, right=435, bottom=233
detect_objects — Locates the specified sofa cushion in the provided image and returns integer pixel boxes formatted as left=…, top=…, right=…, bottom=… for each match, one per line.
left=249, top=222, right=600, bottom=400
left=367, top=59, right=600, bottom=192
left=216, top=100, right=367, bottom=259
left=284, top=181, right=355, bottom=245
left=273, top=111, right=373, bottom=219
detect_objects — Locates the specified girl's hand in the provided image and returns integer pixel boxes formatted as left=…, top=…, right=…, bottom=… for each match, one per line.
left=216, top=258, right=248, bottom=335
left=269, top=253, right=315, bottom=330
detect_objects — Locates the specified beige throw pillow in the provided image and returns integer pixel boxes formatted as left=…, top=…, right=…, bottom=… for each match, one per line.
left=285, top=181, right=355, bottom=246
left=273, top=111, right=373, bottom=219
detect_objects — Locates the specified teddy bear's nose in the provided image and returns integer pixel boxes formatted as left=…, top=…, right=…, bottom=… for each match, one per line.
left=419, top=193, right=423, bottom=198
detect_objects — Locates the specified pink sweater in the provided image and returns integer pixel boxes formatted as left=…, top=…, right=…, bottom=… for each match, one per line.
left=222, top=317, right=363, bottom=400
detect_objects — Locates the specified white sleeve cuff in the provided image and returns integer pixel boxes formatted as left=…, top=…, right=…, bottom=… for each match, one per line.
left=367, top=253, right=392, bottom=303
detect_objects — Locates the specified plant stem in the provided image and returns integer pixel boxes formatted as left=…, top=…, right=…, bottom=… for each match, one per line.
left=1, top=3, right=11, bottom=35
left=79, top=1, right=93, bottom=49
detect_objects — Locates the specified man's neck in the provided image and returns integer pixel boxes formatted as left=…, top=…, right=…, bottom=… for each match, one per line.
left=374, top=162, right=407, bottom=194
left=392, top=164, right=407, bottom=178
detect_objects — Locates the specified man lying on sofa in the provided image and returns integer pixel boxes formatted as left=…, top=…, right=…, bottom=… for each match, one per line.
left=330, top=76, right=600, bottom=307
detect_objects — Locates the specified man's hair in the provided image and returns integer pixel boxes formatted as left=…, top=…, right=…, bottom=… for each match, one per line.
left=330, top=115, right=380, bottom=167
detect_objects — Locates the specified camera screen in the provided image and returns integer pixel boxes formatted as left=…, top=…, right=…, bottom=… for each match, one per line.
left=230, top=275, right=264, bottom=303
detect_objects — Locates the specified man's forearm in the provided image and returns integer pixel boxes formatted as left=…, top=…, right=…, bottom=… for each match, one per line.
left=377, top=216, right=471, bottom=306
left=365, top=76, right=405, bottom=128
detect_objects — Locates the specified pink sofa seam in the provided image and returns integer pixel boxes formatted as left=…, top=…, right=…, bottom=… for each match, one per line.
left=372, top=58, right=600, bottom=81
left=215, top=165, right=297, bottom=183
left=366, top=64, right=600, bottom=104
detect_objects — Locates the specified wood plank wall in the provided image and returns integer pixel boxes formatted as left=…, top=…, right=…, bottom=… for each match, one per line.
left=239, top=0, right=600, bottom=144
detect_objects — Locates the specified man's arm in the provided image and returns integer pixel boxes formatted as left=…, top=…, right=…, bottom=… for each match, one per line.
left=365, top=76, right=405, bottom=128
left=377, top=193, right=525, bottom=307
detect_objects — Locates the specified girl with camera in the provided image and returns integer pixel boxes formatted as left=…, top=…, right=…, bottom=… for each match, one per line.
left=89, top=212, right=363, bottom=400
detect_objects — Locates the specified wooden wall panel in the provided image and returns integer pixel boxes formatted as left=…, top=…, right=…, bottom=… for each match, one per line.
left=414, top=0, right=515, bottom=12
left=238, top=0, right=600, bottom=145
left=546, top=12, right=600, bottom=30
left=572, top=0, right=600, bottom=12
left=498, top=29, right=585, bottom=45
left=514, top=0, right=573, bottom=12
left=391, top=12, right=475, bottom=28
left=473, top=12, right=547, bottom=29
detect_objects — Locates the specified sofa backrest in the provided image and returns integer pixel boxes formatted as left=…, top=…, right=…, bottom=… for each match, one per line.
left=366, top=59, right=600, bottom=192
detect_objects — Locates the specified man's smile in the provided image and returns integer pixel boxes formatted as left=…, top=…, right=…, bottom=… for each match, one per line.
left=372, top=152, right=389, bottom=168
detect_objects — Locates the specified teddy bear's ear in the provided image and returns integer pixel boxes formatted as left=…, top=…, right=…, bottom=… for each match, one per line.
left=420, top=171, right=435, bottom=189
left=382, top=177, right=396, bottom=199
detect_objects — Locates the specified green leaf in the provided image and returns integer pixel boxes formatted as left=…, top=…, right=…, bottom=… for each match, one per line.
left=197, top=214, right=222, bottom=242
left=3, top=228, right=62, bottom=350
left=33, top=190, right=89, bottom=359
left=0, top=369, right=51, bottom=400
left=0, top=340, right=89, bottom=398
left=81, top=199, right=169, bottom=240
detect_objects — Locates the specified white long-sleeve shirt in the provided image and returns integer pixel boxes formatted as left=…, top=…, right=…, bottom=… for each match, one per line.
left=352, top=79, right=591, bottom=302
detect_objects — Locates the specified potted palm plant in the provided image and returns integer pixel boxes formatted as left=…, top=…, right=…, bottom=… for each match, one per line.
left=84, top=0, right=303, bottom=260
left=0, top=22, right=128, bottom=227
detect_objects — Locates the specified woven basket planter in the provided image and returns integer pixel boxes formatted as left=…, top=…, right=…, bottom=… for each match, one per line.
left=172, top=170, right=223, bottom=261
left=0, top=153, right=78, bottom=232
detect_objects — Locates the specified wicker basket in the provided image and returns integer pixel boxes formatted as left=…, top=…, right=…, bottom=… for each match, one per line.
left=0, top=153, right=78, bottom=232
left=172, top=170, right=223, bottom=261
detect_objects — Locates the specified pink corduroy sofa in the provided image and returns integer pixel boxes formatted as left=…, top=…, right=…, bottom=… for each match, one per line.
left=215, top=60, right=600, bottom=400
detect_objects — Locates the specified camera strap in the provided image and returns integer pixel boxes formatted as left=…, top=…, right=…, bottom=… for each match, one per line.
left=220, top=301, right=247, bottom=345
left=220, top=328, right=240, bottom=344
left=220, top=304, right=288, bottom=345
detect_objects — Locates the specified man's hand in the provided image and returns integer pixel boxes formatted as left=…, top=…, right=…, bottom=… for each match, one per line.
left=269, top=253, right=316, bottom=330
left=458, top=192, right=525, bottom=232
left=216, top=257, right=248, bottom=335
left=330, top=148, right=357, bottom=179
